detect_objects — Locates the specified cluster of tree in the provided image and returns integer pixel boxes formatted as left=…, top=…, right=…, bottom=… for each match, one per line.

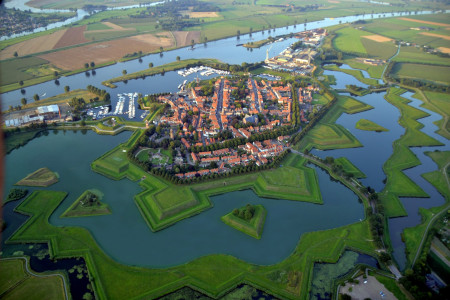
left=80, top=192, right=100, bottom=207
left=86, top=85, right=110, bottom=102
left=322, top=157, right=356, bottom=180
left=84, top=62, right=95, bottom=69
left=290, top=41, right=303, bottom=51
left=232, top=204, right=256, bottom=221
left=69, top=97, right=86, bottom=113
left=6, top=188, right=28, bottom=202
left=82, top=5, right=107, bottom=12
left=399, top=260, right=450, bottom=299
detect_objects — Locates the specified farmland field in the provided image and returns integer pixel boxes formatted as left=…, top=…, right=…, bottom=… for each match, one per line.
left=39, top=32, right=174, bottom=70
left=0, top=57, right=50, bottom=85
left=333, top=27, right=368, bottom=55
left=393, top=46, right=450, bottom=66
left=391, top=63, right=450, bottom=85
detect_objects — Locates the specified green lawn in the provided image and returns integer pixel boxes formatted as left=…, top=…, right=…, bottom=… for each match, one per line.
left=0, top=258, right=66, bottom=300
left=344, top=58, right=385, bottom=79
left=355, top=119, right=388, bottom=132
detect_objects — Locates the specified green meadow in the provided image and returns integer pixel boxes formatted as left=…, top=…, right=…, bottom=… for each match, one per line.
left=221, top=204, right=267, bottom=239
left=355, top=119, right=389, bottom=132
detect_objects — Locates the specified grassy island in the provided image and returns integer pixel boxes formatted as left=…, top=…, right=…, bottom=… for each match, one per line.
left=4, top=188, right=28, bottom=205
left=355, top=119, right=389, bottom=132
left=346, top=85, right=370, bottom=96
left=221, top=204, right=267, bottom=239
left=15, top=167, right=58, bottom=187
left=61, top=189, right=111, bottom=218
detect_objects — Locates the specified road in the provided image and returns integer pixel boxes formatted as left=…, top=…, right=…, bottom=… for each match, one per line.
left=0, top=257, right=69, bottom=300
left=216, top=79, right=224, bottom=131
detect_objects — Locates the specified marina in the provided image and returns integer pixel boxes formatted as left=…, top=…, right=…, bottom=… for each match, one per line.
left=177, top=66, right=230, bottom=77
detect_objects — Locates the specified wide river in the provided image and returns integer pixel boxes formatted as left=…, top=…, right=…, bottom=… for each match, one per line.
left=2, top=9, right=448, bottom=270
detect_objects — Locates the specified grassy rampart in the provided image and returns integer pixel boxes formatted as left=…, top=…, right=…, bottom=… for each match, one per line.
left=7, top=188, right=377, bottom=300
left=15, top=167, right=59, bottom=187
left=380, top=87, right=444, bottom=218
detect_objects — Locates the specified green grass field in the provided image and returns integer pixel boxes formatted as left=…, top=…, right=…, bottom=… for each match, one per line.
left=15, top=167, right=59, bottom=187
left=360, top=38, right=397, bottom=60
left=0, top=57, right=51, bottom=86
left=355, top=119, right=389, bottom=132
left=413, top=90, right=450, bottom=140
left=297, top=96, right=372, bottom=151
left=0, top=258, right=66, bottom=300
left=422, top=150, right=450, bottom=201
left=333, top=27, right=368, bottom=55
left=393, top=46, right=450, bottom=66
left=344, top=59, right=385, bottom=79
left=221, top=205, right=267, bottom=239
left=391, top=62, right=450, bottom=85
left=20, top=89, right=97, bottom=109
left=334, top=157, right=366, bottom=179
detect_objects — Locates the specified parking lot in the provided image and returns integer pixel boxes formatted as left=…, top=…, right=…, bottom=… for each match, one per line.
left=339, top=275, right=396, bottom=300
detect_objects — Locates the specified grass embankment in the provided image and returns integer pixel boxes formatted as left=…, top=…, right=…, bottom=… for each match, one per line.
left=413, top=90, right=450, bottom=140
left=355, top=119, right=389, bottom=132
left=61, top=189, right=111, bottom=218
left=221, top=204, right=267, bottom=239
left=102, top=58, right=222, bottom=88
left=344, top=59, right=385, bottom=79
left=334, top=157, right=366, bottom=179
left=15, top=167, right=59, bottom=187
left=0, top=258, right=66, bottom=300
left=380, top=87, right=443, bottom=218
left=322, top=64, right=380, bottom=86
left=7, top=189, right=377, bottom=300
left=296, top=95, right=372, bottom=151
left=92, top=142, right=322, bottom=231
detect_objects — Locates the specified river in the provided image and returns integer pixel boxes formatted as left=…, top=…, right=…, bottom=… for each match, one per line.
left=0, top=9, right=442, bottom=110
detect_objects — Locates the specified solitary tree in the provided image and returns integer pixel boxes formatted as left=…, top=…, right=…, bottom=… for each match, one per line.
left=176, top=56, right=180, bottom=61
left=21, top=98, right=27, bottom=105
left=90, top=62, right=95, bottom=68
left=33, top=94, right=40, bottom=101
left=84, top=63, right=89, bottom=69
left=159, top=46, right=163, bottom=53
left=19, top=80, right=24, bottom=86
left=191, top=39, right=195, bottom=48
left=122, top=70, right=127, bottom=75
left=53, top=71, right=58, bottom=78
left=13, top=51, right=18, bottom=57
left=148, top=62, right=153, bottom=68
left=64, top=85, right=70, bottom=93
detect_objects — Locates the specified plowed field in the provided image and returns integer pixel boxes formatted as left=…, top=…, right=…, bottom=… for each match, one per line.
left=173, top=31, right=201, bottom=47
left=0, top=29, right=67, bottom=59
left=39, top=33, right=174, bottom=70
left=53, top=26, right=88, bottom=48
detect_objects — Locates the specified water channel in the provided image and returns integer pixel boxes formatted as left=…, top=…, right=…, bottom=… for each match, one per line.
left=313, top=67, right=448, bottom=270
